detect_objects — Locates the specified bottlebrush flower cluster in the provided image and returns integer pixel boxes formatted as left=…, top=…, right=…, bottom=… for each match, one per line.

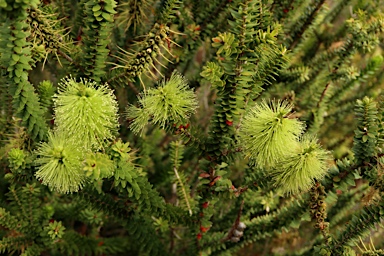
left=239, top=100, right=331, bottom=194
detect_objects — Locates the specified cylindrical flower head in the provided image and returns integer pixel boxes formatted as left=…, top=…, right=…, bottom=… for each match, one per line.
left=126, top=71, right=198, bottom=135
left=239, top=100, right=304, bottom=168
left=272, top=136, right=331, bottom=195
left=35, top=132, right=85, bottom=193
left=54, top=76, right=119, bottom=150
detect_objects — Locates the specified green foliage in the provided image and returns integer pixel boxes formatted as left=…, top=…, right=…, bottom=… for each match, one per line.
left=83, top=152, right=114, bottom=180
left=353, top=97, right=379, bottom=167
left=116, top=0, right=154, bottom=32
left=7, top=148, right=26, bottom=171
left=37, top=80, right=55, bottom=109
left=0, top=0, right=384, bottom=255
left=81, top=0, right=117, bottom=82
left=45, top=220, right=66, bottom=240
left=169, top=140, right=196, bottom=215
left=109, top=139, right=165, bottom=212
left=0, top=3, right=48, bottom=140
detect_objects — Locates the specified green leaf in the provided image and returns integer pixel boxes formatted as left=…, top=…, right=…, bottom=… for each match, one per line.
left=104, top=4, right=116, bottom=14
left=327, top=191, right=338, bottom=204
left=346, top=178, right=356, bottom=186
left=101, top=12, right=111, bottom=21
left=13, top=46, right=22, bottom=54
left=92, top=4, right=101, bottom=12
left=14, top=68, right=22, bottom=78
left=12, top=54, right=20, bottom=62
left=93, top=10, right=102, bottom=17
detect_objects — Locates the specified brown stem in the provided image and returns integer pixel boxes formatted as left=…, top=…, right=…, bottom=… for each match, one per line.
left=57, top=49, right=85, bottom=73
left=221, top=200, right=244, bottom=242
left=317, top=82, right=331, bottom=108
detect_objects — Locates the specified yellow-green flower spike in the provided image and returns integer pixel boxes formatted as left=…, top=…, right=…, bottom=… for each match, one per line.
left=239, top=100, right=304, bottom=169
left=54, top=76, right=119, bottom=150
left=35, top=132, right=85, bottom=194
left=126, top=71, right=198, bottom=135
left=272, top=135, right=331, bottom=195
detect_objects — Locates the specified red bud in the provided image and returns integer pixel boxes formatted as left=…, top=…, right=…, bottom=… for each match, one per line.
left=199, top=173, right=210, bottom=178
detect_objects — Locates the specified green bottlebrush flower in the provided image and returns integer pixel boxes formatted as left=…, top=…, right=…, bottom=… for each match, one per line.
left=239, top=100, right=304, bottom=168
left=35, top=132, right=85, bottom=193
left=54, top=76, right=119, bottom=150
left=272, top=136, right=331, bottom=195
left=126, top=71, right=198, bottom=135
left=125, top=105, right=152, bottom=135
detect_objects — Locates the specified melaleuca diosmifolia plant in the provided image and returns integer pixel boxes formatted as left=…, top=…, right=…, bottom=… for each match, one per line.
left=1, top=0, right=384, bottom=255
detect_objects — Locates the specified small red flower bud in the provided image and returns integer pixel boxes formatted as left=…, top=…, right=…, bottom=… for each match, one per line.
left=98, top=241, right=104, bottom=247
left=199, top=173, right=210, bottom=178
left=283, top=9, right=289, bottom=13
left=197, top=233, right=202, bottom=240
left=209, top=176, right=221, bottom=186
left=212, top=176, right=221, bottom=182
left=226, top=120, right=233, bottom=126
left=202, top=202, right=209, bottom=208
left=200, top=226, right=209, bottom=233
